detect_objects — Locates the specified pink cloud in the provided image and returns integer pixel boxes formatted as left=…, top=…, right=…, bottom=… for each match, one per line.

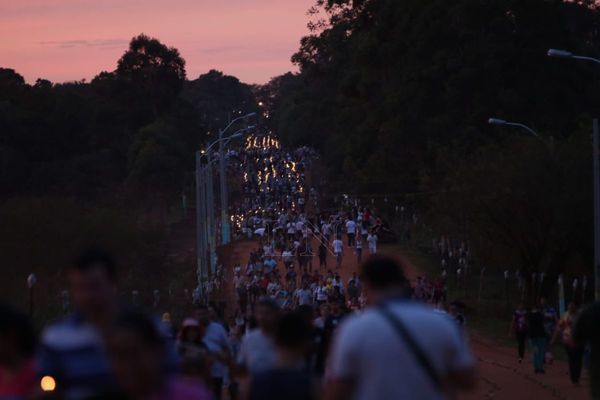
left=0, top=0, right=314, bottom=84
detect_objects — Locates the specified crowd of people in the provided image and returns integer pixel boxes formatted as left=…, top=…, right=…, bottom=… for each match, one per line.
left=0, top=249, right=481, bottom=400
left=3, top=131, right=600, bottom=400
left=508, top=298, right=599, bottom=389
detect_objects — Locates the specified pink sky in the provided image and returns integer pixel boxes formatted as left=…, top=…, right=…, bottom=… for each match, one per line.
left=0, top=0, right=314, bottom=84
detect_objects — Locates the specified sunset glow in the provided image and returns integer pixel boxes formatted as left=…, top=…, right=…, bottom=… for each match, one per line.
left=0, top=0, right=313, bottom=84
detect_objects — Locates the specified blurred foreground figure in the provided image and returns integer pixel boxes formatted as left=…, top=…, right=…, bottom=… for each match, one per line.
left=37, top=249, right=120, bottom=399
left=326, top=254, right=477, bottom=400
left=0, top=305, right=37, bottom=399
left=36, top=249, right=177, bottom=399
left=109, top=310, right=211, bottom=400
left=237, top=298, right=279, bottom=376
left=247, top=311, right=319, bottom=400
left=574, top=301, right=600, bottom=398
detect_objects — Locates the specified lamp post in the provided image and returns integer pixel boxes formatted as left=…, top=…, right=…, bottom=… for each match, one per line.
left=218, top=113, right=256, bottom=244
left=547, top=49, right=600, bottom=65
left=196, top=129, right=249, bottom=282
left=195, top=151, right=209, bottom=294
left=27, top=273, right=37, bottom=317
left=487, top=118, right=545, bottom=142
left=548, top=48, right=600, bottom=301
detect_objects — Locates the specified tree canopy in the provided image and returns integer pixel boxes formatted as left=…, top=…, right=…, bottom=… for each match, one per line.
left=267, top=0, right=600, bottom=276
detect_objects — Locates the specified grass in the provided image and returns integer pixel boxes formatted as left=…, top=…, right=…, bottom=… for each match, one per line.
left=381, top=242, right=521, bottom=348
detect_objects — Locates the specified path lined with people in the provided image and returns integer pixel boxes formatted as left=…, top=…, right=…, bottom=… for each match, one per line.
left=0, top=128, right=593, bottom=400
left=216, top=130, right=591, bottom=399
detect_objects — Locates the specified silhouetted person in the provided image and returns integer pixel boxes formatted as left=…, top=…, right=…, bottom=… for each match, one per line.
left=326, top=254, right=477, bottom=400
left=0, top=304, right=37, bottom=399
left=247, top=311, right=319, bottom=400
left=574, top=301, right=600, bottom=397
left=108, top=310, right=211, bottom=400
left=36, top=249, right=177, bottom=399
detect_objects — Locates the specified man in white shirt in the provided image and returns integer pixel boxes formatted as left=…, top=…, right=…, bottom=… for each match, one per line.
left=237, top=298, right=279, bottom=376
left=346, top=218, right=357, bottom=247
left=367, top=232, right=378, bottom=254
left=332, top=237, right=344, bottom=269
left=326, top=255, right=477, bottom=400
left=294, top=282, right=313, bottom=306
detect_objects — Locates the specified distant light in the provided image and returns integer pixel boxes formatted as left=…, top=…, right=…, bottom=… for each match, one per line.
left=41, top=376, right=56, bottom=392
left=258, top=101, right=264, bottom=107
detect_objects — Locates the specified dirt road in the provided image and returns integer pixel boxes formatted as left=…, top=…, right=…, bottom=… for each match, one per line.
left=222, top=237, right=591, bottom=399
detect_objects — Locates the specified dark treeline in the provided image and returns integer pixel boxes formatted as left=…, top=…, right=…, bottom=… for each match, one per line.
left=1, top=34, right=256, bottom=207
left=0, top=34, right=257, bottom=315
left=265, top=0, right=600, bottom=283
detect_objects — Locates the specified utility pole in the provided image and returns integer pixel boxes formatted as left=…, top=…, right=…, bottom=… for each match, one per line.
left=593, top=118, right=600, bottom=300
left=195, top=151, right=207, bottom=296
left=204, top=157, right=217, bottom=274
left=219, top=126, right=230, bottom=245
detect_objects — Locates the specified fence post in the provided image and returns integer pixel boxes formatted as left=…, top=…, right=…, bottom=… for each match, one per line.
left=558, top=275, right=565, bottom=317
left=504, top=270, right=510, bottom=314
left=478, top=267, right=486, bottom=305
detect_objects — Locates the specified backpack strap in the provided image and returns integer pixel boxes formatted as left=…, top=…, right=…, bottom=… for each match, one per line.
left=378, top=304, right=442, bottom=391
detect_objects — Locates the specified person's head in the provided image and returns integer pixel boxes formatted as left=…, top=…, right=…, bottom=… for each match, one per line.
left=320, top=303, right=331, bottom=318
left=296, top=304, right=314, bottom=323
left=448, top=303, right=457, bottom=315
left=255, top=297, right=280, bottom=333
left=276, top=312, right=312, bottom=357
left=108, top=310, right=165, bottom=398
left=539, top=297, right=547, bottom=306
left=193, top=305, right=208, bottom=322
left=331, top=302, right=342, bottom=316
left=567, top=302, right=577, bottom=313
left=0, top=304, right=36, bottom=368
left=179, top=318, right=206, bottom=344
left=360, top=254, right=409, bottom=304
left=69, top=249, right=117, bottom=320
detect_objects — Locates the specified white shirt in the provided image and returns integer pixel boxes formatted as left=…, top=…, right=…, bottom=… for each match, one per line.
left=367, top=234, right=377, bottom=245
left=328, top=302, right=474, bottom=400
left=333, top=239, right=344, bottom=254
left=204, top=322, right=232, bottom=378
left=315, top=286, right=328, bottom=302
left=238, top=329, right=277, bottom=375
left=295, top=288, right=312, bottom=305
left=346, top=220, right=357, bottom=234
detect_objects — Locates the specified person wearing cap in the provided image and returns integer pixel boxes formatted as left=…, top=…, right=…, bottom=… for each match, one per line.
left=177, top=318, right=209, bottom=381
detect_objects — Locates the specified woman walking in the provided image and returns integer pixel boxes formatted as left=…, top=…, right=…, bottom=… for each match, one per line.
left=552, top=302, right=584, bottom=385
left=510, top=302, right=528, bottom=363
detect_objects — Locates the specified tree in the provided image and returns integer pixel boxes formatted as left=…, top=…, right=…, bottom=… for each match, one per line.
left=116, top=34, right=186, bottom=118
left=270, top=0, right=600, bottom=194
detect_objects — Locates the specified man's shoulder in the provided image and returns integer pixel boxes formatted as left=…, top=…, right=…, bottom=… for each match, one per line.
left=41, top=315, right=102, bottom=350
left=344, top=302, right=457, bottom=332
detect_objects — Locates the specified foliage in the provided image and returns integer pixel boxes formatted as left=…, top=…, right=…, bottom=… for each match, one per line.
left=267, top=0, right=600, bottom=275
left=0, top=197, right=164, bottom=324
left=0, top=36, right=254, bottom=207
left=270, top=0, right=600, bottom=193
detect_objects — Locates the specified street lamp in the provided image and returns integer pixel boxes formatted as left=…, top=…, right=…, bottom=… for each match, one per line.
left=488, top=117, right=541, bottom=139
left=196, top=126, right=251, bottom=284
left=218, top=118, right=256, bottom=245
left=27, top=273, right=37, bottom=317
left=548, top=47, right=600, bottom=301
left=548, top=48, right=600, bottom=64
